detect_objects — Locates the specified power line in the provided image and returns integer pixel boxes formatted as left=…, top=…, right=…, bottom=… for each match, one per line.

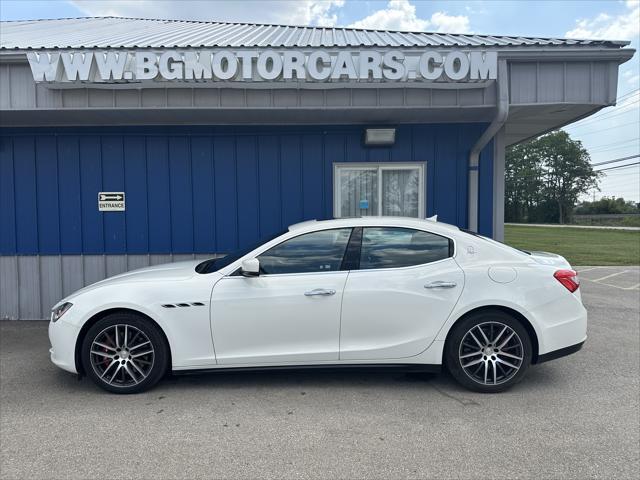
left=589, top=145, right=640, bottom=155
left=616, top=87, right=640, bottom=101
left=567, top=120, right=640, bottom=136
left=590, top=147, right=640, bottom=156
left=565, top=89, right=639, bottom=127
left=568, top=104, right=640, bottom=129
left=566, top=100, right=640, bottom=128
left=587, top=138, right=640, bottom=151
left=596, top=161, right=640, bottom=172
left=592, top=154, right=640, bottom=166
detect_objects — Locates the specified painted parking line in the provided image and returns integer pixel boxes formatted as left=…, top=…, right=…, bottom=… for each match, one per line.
left=576, top=267, right=604, bottom=273
left=592, top=281, right=640, bottom=291
left=581, top=278, right=640, bottom=290
left=591, top=270, right=629, bottom=282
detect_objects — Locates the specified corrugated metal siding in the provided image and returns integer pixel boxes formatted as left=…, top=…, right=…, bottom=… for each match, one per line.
left=0, top=124, right=493, bottom=257
left=1, top=17, right=625, bottom=50
left=0, top=254, right=216, bottom=320
left=508, top=61, right=617, bottom=105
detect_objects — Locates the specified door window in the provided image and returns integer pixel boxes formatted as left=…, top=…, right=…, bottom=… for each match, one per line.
left=359, top=227, right=451, bottom=270
left=258, top=228, right=352, bottom=275
left=334, top=163, right=425, bottom=218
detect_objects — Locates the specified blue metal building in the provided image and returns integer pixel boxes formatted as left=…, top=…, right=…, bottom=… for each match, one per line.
left=0, top=17, right=634, bottom=319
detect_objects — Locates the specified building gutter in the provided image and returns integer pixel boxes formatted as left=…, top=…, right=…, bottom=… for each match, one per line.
left=468, top=58, right=509, bottom=232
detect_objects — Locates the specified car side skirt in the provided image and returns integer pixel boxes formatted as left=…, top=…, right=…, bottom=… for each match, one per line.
left=171, top=363, right=442, bottom=376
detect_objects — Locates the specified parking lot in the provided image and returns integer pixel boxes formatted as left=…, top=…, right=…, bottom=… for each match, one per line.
left=1, top=267, right=638, bottom=479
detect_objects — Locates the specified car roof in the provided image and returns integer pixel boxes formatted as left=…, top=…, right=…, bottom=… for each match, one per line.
left=288, top=217, right=461, bottom=235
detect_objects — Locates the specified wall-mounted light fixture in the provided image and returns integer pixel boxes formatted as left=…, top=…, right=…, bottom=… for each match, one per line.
left=364, top=128, right=396, bottom=146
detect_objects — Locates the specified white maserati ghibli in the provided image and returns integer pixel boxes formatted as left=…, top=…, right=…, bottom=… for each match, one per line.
left=48, top=217, right=586, bottom=394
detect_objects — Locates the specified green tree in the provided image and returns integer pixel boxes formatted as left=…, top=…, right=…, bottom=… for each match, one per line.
left=505, top=142, right=544, bottom=222
left=505, top=131, right=601, bottom=224
left=575, top=197, right=640, bottom=215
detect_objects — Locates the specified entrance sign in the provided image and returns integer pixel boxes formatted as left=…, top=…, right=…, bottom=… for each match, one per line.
left=98, top=192, right=125, bottom=212
left=27, top=49, right=497, bottom=85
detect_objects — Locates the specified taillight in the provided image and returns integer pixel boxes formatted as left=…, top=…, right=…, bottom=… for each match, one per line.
left=554, top=269, right=580, bottom=293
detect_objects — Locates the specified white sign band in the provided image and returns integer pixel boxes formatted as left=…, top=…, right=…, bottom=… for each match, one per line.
left=27, top=49, right=498, bottom=84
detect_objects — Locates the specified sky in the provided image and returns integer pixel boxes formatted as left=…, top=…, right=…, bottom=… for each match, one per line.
left=1, top=0, right=639, bottom=202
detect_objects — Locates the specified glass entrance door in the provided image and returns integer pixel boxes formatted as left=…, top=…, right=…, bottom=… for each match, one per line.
left=334, top=163, right=425, bottom=218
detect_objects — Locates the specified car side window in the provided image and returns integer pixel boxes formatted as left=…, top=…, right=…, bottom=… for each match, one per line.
left=359, top=227, right=451, bottom=270
left=258, top=228, right=353, bottom=275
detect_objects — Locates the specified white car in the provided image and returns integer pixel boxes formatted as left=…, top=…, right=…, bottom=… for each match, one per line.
left=49, top=217, right=586, bottom=394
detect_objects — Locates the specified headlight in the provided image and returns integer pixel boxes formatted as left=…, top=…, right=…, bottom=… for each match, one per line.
left=51, top=302, right=73, bottom=322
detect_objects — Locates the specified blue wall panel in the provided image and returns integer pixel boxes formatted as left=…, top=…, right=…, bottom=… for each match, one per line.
left=79, top=136, right=104, bottom=253
left=0, top=137, right=17, bottom=253
left=35, top=136, right=60, bottom=253
left=214, top=136, right=238, bottom=252
left=280, top=135, right=303, bottom=229
left=191, top=136, right=216, bottom=253
left=13, top=137, right=39, bottom=253
left=124, top=136, right=148, bottom=253
left=236, top=136, right=260, bottom=248
left=301, top=134, right=324, bottom=221
left=0, top=124, right=493, bottom=255
left=168, top=136, right=194, bottom=253
left=258, top=135, right=282, bottom=239
left=101, top=136, right=126, bottom=252
left=146, top=137, right=172, bottom=253
left=478, top=139, right=495, bottom=237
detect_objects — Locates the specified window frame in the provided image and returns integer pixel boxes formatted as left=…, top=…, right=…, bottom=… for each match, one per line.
left=333, top=162, right=426, bottom=219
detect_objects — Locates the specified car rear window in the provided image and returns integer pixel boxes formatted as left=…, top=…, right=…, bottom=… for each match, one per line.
left=359, top=227, right=451, bottom=270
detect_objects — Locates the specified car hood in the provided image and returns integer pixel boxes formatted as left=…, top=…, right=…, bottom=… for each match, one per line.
left=60, top=260, right=205, bottom=303
left=528, top=251, right=572, bottom=269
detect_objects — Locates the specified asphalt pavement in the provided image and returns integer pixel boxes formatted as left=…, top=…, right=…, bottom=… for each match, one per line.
left=1, top=267, right=639, bottom=479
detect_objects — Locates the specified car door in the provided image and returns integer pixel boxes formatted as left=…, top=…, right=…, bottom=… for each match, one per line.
left=340, top=226, right=464, bottom=360
left=210, top=228, right=353, bottom=365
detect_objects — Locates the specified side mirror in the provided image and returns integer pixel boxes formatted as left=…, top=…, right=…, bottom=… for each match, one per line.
left=241, top=258, right=260, bottom=277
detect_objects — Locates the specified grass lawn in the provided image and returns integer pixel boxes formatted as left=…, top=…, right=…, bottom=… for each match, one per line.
left=504, top=225, right=640, bottom=266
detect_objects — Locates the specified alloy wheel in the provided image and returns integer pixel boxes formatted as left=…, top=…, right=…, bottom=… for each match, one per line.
left=458, top=321, right=524, bottom=386
left=89, top=324, right=155, bottom=387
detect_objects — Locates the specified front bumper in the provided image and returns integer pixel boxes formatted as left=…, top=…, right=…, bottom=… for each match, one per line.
left=48, top=319, right=80, bottom=374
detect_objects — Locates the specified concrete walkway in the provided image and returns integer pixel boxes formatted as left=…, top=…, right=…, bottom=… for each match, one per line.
left=506, top=223, right=640, bottom=231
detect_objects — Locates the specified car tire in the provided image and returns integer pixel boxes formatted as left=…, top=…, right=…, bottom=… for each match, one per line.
left=445, top=310, right=532, bottom=393
left=81, top=313, right=168, bottom=394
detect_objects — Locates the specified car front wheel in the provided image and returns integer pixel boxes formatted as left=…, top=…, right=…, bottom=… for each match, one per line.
left=81, top=313, right=168, bottom=394
left=445, top=311, right=532, bottom=393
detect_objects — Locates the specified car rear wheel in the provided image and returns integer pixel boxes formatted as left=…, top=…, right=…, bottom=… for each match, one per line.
left=445, top=310, right=532, bottom=393
left=81, top=313, right=168, bottom=394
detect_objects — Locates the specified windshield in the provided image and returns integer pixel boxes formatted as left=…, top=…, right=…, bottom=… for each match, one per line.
left=195, top=229, right=288, bottom=274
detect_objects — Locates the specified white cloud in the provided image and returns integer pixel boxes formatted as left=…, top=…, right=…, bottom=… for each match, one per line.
left=565, top=0, right=639, bottom=40
left=71, top=0, right=471, bottom=32
left=71, top=0, right=344, bottom=26
left=429, top=11, right=470, bottom=33
left=348, top=0, right=470, bottom=33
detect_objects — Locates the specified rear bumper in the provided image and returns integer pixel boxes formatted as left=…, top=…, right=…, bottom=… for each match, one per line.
left=534, top=295, right=588, bottom=355
left=535, top=340, right=585, bottom=364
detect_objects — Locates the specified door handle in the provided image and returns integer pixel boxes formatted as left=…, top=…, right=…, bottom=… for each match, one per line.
left=304, top=288, right=336, bottom=297
left=424, top=281, right=457, bottom=289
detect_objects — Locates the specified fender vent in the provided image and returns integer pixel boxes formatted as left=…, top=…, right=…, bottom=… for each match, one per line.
left=162, top=302, right=206, bottom=308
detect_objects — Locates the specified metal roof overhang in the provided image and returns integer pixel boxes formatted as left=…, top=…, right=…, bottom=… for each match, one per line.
left=0, top=43, right=634, bottom=146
